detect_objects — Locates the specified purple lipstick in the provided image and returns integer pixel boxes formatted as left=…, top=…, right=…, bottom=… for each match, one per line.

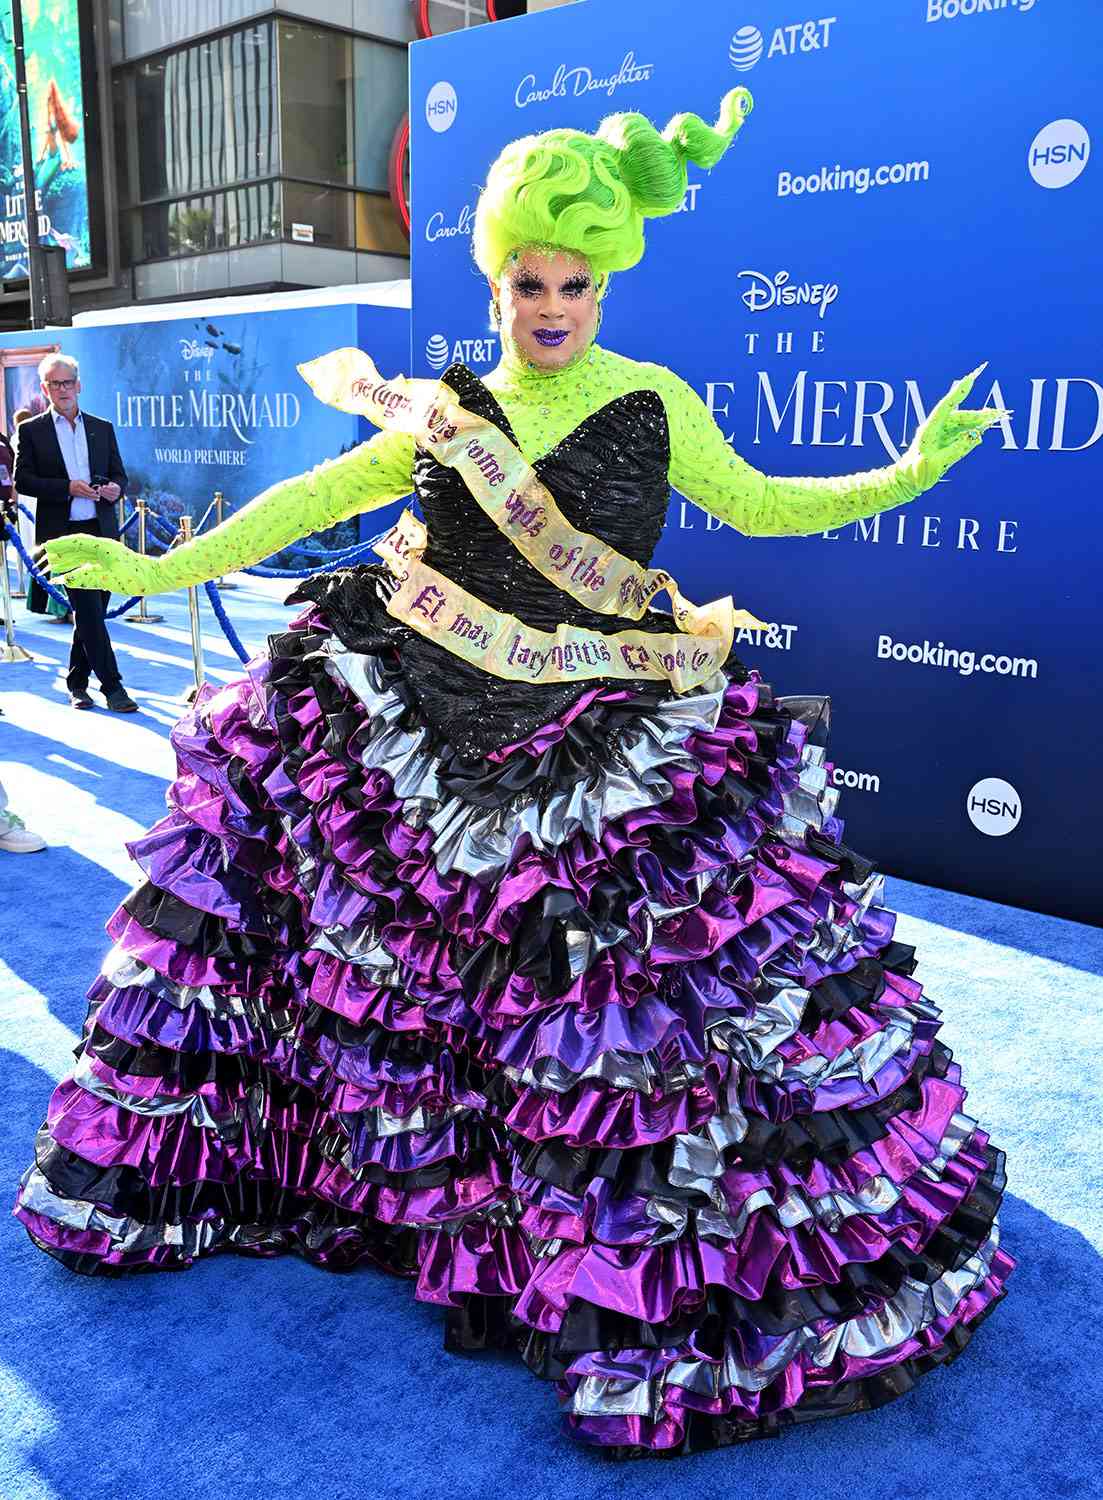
left=533, top=328, right=569, bottom=347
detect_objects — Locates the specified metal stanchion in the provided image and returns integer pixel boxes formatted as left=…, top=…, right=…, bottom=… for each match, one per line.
left=180, top=516, right=206, bottom=704
left=116, top=496, right=125, bottom=533
left=212, top=491, right=236, bottom=588
left=125, top=500, right=164, bottom=623
left=1, top=531, right=43, bottom=663
left=11, top=537, right=26, bottom=598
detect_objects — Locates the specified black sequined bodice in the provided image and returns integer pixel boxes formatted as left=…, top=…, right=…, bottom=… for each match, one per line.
left=415, top=364, right=671, bottom=634
left=296, top=364, right=677, bottom=761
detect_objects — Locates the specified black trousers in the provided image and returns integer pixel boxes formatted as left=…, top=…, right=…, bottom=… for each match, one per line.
left=65, top=518, right=123, bottom=695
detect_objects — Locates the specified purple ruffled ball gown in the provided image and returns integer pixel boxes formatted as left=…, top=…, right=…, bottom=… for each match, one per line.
left=13, top=365, right=1013, bottom=1456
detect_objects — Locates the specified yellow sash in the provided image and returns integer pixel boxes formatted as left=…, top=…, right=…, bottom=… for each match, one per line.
left=298, top=348, right=764, bottom=693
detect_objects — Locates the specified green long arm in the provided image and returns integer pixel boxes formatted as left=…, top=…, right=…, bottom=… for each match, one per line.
left=656, top=366, right=929, bottom=535
left=45, top=429, right=415, bottom=596
left=48, top=341, right=999, bottom=596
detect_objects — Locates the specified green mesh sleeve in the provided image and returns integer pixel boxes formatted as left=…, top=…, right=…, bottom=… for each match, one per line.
left=151, top=428, right=414, bottom=591
left=657, top=368, right=924, bottom=537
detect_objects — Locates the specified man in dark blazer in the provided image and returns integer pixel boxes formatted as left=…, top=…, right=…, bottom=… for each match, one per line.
left=15, top=353, right=137, bottom=711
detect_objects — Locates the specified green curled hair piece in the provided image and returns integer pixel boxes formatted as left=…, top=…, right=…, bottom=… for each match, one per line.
left=473, top=87, right=753, bottom=283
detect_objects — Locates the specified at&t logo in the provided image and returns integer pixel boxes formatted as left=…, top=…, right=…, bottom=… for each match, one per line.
left=425, top=333, right=498, bottom=370
left=425, top=334, right=450, bottom=371
left=425, top=81, right=457, bottom=133
left=729, top=26, right=764, bottom=70
left=728, top=16, right=836, bottom=71
left=966, top=777, right=1022, bottom=837
left=1028, top=119, right=1089, bottom=189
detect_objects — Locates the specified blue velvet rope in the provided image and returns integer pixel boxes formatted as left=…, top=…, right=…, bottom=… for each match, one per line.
left=5, top=501, right=393, bottom=663
left=203, top=580, right=251, bottom=665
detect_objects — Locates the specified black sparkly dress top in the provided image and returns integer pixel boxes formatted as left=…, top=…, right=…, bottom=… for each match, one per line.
left=295, top=363, right=680, bottom=760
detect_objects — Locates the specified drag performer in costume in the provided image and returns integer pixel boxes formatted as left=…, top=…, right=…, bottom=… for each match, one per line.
left=16, top=90, right=1013, bottom=1455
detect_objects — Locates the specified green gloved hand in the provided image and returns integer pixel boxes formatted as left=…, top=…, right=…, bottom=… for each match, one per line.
left=43, top=533, right=164, bottom=596
left=904, top=363, right=1008, bottom=490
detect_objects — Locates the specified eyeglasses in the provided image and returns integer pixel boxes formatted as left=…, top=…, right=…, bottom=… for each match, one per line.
left=45, top=378, right=77, bottom=390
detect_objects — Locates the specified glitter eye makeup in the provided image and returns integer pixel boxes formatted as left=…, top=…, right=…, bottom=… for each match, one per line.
left=506, top=264, right=592, bottom=302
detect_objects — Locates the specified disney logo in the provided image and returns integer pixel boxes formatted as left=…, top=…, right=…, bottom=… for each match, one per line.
left=738, top=270, right=840, bottom=319
left=179, top=338, right=216, bottom=361
left=516, top=51, right=654, bottom=109
left=425, top=203, right=474, bottom=243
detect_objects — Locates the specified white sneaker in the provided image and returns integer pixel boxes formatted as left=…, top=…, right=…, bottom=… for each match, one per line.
left=0, top=813, right=46, bottom=853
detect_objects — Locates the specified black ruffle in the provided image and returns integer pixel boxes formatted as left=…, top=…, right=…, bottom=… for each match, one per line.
left=123, top=881, right=286, bottom=958
left=519, top=1044, right=954, bottom=1196
left=84, top=1023, right=250, bottom=1086
left=593, top=1293, right=1006, bottom=1459
left=455, top=1148, right=1008, bottom=1372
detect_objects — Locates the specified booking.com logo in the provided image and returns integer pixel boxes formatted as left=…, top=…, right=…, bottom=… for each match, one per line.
left=877, top=635, right=1039, bottom=680
left=1028, top=119, right=1090, bottom=189
left=832, top=765, right=880, bottom=794
left=927, top=0, right=1036, bottom=19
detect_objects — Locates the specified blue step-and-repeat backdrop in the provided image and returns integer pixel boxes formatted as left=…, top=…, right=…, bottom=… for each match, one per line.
left=408, top=0, right=1100, bottom=925
left=0, top=301, right=411, bottom=559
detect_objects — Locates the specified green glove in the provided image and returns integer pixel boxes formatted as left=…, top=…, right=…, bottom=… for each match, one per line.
left=663, top=362, right=1006, bottom=537
left=42, top=531, right=161, bottom=596
left=900, top=363, right=1005, bottom=490
left=45, top=428, right=415, bottom=596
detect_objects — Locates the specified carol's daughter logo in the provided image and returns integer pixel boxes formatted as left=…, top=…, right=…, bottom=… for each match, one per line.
left=515, top=52, right=654, bottom=108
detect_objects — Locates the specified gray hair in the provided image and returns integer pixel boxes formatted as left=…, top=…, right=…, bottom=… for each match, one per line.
left=38, top=352, right=79, bottom=382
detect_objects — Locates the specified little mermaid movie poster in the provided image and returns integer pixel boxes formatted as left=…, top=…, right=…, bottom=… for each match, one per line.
left=0, top=0, right=91, bottom=281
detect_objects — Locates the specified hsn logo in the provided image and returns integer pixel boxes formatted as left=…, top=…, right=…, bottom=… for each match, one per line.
left=1028, top=119, right=1090, bottom=189
left=426, top=81, right=457, bottom=134
left=966, top=777, right=1022, bottom=837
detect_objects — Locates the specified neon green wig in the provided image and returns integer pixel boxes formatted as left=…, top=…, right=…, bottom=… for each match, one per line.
left=473, top=87, right=753, bottom=283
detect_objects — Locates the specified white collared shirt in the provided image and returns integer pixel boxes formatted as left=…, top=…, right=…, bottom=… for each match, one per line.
left=52, top=407, right=94, bottom=521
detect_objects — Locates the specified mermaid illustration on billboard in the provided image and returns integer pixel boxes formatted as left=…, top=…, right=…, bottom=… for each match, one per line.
left=0, top=1, right=92, bottom=277
left=35, top=78, right=80, bottom=188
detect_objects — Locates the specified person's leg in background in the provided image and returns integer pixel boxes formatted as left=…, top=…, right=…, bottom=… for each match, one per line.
left=0, top=770, right=46, bottom=854
left=65, top=521, right=135, bottom=712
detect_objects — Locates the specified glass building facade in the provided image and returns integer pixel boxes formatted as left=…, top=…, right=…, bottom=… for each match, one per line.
left=108, top=5, right=414, bottom=299
left=0, top=0, right=537, bottom=316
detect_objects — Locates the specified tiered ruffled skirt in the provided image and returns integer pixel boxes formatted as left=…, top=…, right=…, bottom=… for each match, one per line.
left=13, top=577, right=1014, bottom=1456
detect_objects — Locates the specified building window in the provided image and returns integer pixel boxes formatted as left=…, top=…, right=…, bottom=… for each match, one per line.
left=282, top=183, right=408, bottom=257
left=119, top=0, right=270, bottom=60
left=132, top=21, right=277, bottom=201
left=353, top=39, right=408, bottom=191
left=132, top=181, right=281, bottom=261
left=278, top=24, right=406, bottom=193
left=282, top=181, right=354, bottom=250
left=279, top=23, right=354, bottom=187
left=355, top=191, right=410, bottom=256
left=420, top=0, right=492, bottom=35
left=114, top=18, right=409, bottom=268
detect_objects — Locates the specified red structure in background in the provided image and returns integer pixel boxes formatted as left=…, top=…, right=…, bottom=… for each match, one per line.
left=389, top=1, right=514, bottom=237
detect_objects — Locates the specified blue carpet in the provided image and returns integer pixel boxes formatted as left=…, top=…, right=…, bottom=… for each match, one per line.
left=2, top=582, right=1100, bottom=1500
